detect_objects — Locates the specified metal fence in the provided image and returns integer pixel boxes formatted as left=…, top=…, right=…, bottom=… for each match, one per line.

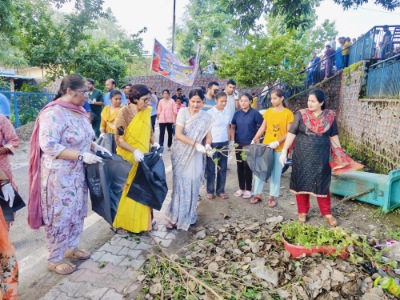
left=349, top=25, right=400, bottom=65
left=366, top=54, right=400, bottom=98
left=0, top=91, right=55, bottom=128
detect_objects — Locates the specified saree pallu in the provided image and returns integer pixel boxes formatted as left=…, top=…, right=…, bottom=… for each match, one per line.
left=0, top=208, right=18, bottom=299
left=113, top=107, right=152, bottom=233
left=165, top=110, right=213, bottom=231
left=100, top=105, right=121, bottom=134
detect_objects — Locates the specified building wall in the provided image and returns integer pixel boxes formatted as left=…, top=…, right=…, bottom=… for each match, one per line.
left=337, top=63, right=400, bottom=173
left=128, top=74, right=263, bottom=96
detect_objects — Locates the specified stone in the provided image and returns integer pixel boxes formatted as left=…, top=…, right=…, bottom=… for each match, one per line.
left=208, top=262, right=219, bottom=272
left=195, top=230, right=206, bottom=239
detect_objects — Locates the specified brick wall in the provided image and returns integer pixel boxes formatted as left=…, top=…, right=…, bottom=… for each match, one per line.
left=337, top=64, right=400, bottom=173
left=286, top=72, right=343, bottom=112
left=127, top=74, right=263, bottom=96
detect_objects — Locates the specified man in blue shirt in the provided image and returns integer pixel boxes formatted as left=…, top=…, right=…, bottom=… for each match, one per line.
left=0, top=93, right=11, bottom=118
left=103, top=78, right=127, bottom=106
left=202, top=81, right=219, bottom=111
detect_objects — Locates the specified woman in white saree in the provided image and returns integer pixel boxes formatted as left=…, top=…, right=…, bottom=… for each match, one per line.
left=165, top=89, right=213, bottom=230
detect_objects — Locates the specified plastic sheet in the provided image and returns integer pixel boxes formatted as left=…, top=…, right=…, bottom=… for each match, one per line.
left=243, top=144, right=274, bottom=181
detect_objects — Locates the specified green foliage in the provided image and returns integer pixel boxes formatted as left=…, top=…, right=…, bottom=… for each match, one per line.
left=218, top=33, right=308, bottom=87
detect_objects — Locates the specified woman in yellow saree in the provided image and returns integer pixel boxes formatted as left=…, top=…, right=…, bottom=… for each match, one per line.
left=112, top=84, right=159, bottom=234
left=100, top=90, right=122, bottom=134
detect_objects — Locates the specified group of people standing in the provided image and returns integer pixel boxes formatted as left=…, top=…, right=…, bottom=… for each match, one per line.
left=0, top=73, right=352, bottom=282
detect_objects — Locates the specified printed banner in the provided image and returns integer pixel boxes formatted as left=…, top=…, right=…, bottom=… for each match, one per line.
left=150, top=39, right=200, bottom=86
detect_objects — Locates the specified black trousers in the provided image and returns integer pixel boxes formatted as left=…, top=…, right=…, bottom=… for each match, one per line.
left=159, top=123, right=173, bottom=147
left=236, top=145, right=253, bottom=191
left=151, top=115, right=157, bottom=132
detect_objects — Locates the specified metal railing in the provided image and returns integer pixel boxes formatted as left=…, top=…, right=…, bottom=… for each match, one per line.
left=349, top=25, right=400, bottom=65
left=366, top=54, right=400, bottom=98
left=0, top=92, right=55, bottom=128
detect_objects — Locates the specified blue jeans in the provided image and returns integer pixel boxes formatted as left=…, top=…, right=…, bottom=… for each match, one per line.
left=253, top=151, right=283, bottom=197
left=205, top=141, right=229, bottom=194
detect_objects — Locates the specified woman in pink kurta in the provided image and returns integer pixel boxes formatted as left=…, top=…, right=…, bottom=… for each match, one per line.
left=29, top=74, right=110, bottom=275
left=157, top=89, right=177, bottom=150
left=0, top=114, right=20, bottom=226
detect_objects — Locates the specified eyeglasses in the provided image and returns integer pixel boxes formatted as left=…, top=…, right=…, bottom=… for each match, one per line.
left=140, top=97, right=150, bottom=103
left=76, top=90, right=89, bottom=95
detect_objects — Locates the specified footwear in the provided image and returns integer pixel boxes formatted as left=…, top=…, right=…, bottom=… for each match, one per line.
left=217, top=193, right=229, bottom=199
left=206, top=194, right=216, bottom=199
left=268, top=196, right=277, bottom=208
left=168, top=147, right=171, bottom=151
left=250, top=196, right=262, bottom=204
left=324, top=215, right=338, bottom=227
left=113, top=227, right=129, bottom=235
left=48, top=259, right=76, bottom=275
left=242, top=191, right=252, bottom=199
left=166, top=222, right=177, bottom=230
left=298, top=213, right=307, bottom=223
left=65, top=248, right=91, bottom=260
left=233, top=190, right=244, bottom=197
left=152, top=220, right=158, bottom=231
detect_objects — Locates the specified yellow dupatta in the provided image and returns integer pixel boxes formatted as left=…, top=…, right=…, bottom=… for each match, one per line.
left=113, top=106, right=152, bottom=233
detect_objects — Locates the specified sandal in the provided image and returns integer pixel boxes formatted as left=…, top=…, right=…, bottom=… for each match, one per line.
left=233, top=190, right=244, bottom=197
left=268, top=196, right=277, bottom=208
left=48, top=259, right=76, bottom=275
left=217, top=193, right=229, bottom=199
left=206, top=194, right=216, bottom=199
left=113, top=227, right=129, bottom=235
left=298, top=213, right=307, bottom=223
left=65, top=248, right=91, bottom=260
left=152, top=220, right=158, bottom=231
left=324, top=215, right=338, bottom=227
left=166, top=222, right=177, bottom=230
left=250, top=196, right=262, bottom=204
left=242, top=191, right=252, bottom=199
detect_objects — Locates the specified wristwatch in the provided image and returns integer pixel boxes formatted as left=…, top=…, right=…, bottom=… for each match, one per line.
left=78, top=153, right=83, bottom=161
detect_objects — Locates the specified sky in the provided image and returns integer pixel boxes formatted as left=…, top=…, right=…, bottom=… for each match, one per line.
left=65, top=0, right=400, bottom=53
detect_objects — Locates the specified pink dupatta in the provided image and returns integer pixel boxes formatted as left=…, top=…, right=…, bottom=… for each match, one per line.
left=28, top=100, right=87, bottom=229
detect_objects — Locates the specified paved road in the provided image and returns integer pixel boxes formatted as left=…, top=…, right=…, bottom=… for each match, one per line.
left=8, top=127, right=174, bottom=299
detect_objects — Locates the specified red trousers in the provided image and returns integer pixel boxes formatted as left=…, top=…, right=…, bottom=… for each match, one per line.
left=295, top=193, right=331, bottom=216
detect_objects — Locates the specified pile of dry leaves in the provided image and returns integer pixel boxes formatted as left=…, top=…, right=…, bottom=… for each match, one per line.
left=139, top=217, right=396, bottom=299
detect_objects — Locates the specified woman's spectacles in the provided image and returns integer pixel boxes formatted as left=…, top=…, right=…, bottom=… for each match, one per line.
left=76, top=90, right=89, bottom=95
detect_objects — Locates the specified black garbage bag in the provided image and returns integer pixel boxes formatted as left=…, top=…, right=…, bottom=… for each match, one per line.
left=127, top=147, right=167, bottom=211
left=0, top=189, right=26, bottom=222
left=243, top=144, right=274, bottom=181
left=85, top=153, right=132, bottom=225
left=96, top=133, right=116, bottom=154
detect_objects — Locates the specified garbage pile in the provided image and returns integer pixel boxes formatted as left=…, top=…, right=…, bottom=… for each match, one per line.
left=139, top=217, right=398, bottom=299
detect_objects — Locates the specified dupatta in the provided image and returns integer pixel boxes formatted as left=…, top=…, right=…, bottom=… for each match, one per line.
left=300, top=109, right=364, bottom=175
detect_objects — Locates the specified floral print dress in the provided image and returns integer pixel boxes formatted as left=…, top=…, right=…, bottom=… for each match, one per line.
left=39, top=105, right=94, bottom=262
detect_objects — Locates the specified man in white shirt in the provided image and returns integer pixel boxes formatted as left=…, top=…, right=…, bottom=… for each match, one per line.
left=224, top=79, right=239, bottom=123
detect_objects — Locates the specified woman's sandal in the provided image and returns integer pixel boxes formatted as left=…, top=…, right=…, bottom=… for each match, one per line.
left=217, top=193, right=229, bottom=199
left=65, top=248, right=91, bottom=260
left=250, top=196, right=262, bottom=204
left=206, top=194, right=216, bottom=199
left=48, top=259, right=77, bottom=275
left=113, top=227, right=129, bottom=235
left=324, top=215, right=338, bottom=227
left=298, top=213, right=307, bottom=223
left=166, top=222, right=177, bottom=230
left=268, top=196, right=277, bottom=208
left=152, top=220, right=159, bottom=231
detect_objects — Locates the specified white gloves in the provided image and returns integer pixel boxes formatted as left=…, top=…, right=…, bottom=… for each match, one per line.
left=1, top=183, right=15, bottom=208
left=93, top=144, right=112, bottom=156
left=151, top=142, right=161, bottom=150
left=134, top=149, right=144, bottom=162
left=279, top=150, right=287, bottom=167
left=251, top=140, right=255, bottom=145
left=83, top=152, right=103, bottom=164
left=88, top=99, right=97, bottom=104
left=99, top=133, right=106, bottom=139
left=205, top=144, right=213, bottom=158
left=195, top=143, right=206, bottom=153
left=229, top=141, right=235, bottom=149
left=268, top=141, right=280, bottom=149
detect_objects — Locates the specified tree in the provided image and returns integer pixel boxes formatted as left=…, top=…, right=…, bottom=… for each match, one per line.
left=217, top=33, right=308, bottom=88
left=218, top=0, right=400, bottom=37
